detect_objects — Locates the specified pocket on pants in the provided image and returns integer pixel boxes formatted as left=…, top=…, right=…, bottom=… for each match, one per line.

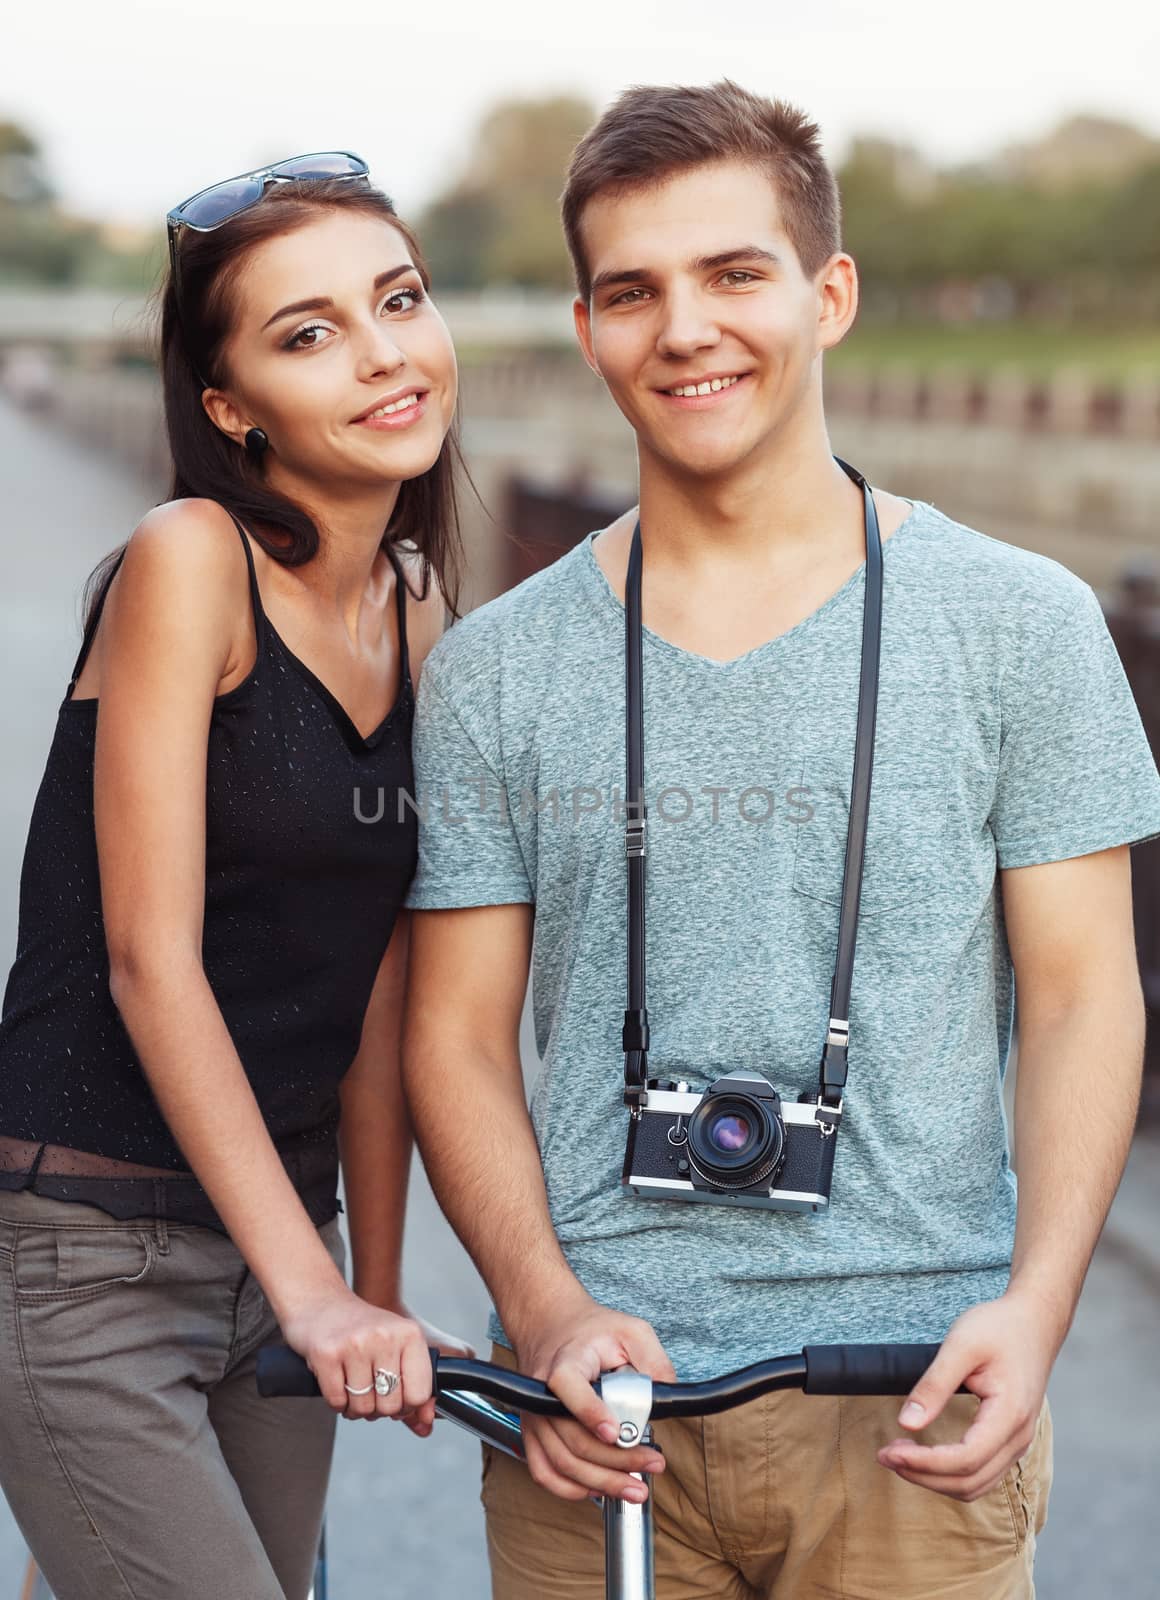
left=14, top=1225, right=157, bottom=1302
left=1009, top=1395, right=1053, bottom=1546
left=837, top=1391, right=1034, bottom=1593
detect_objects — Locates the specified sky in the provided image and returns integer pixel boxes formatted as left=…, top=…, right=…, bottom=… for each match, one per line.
left=4, top=0, right=1159, bottom=228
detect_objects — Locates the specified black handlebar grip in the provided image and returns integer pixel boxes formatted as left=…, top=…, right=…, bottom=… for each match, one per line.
left=802, top=1344, right=956, bottom=1396
left=255, top=1345, right=322, bottom=1398
left=256, top=1344, right=456, bottom=1399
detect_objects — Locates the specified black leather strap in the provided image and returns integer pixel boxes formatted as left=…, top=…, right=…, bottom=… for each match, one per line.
left=623, top=520, right=650, bottom=1106
left=621, top=457, right=883, bottom=1112
left=818, top=459, right=883, bottom=1105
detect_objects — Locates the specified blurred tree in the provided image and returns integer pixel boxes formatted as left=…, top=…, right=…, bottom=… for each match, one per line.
left=1100, top=162, right=1160, bottom=278
left=837, top=114, right=1160, bottom=322
left=419, top=95, right=596, bottom=289
left=997, top=114, right=1160, bottom=191
left=0, top=117, right=158, bottom=288
left=0, top=121, right=55, bottom=206
left=0, top=120, right=86, bottom=283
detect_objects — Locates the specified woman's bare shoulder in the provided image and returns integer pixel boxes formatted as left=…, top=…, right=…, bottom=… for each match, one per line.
left=83, top=500, right=253, bottom=699
left=125, top=497, right=249, bottom=571
left=111, top=498, right=254, bottom=631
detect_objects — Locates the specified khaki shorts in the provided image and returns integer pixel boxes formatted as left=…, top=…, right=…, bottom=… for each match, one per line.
left=0, top=1186, right=344, bottom=1600
left=481, top=1340, right=1052, bottom=1600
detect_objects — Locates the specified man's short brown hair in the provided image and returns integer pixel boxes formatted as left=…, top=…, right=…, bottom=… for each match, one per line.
left=561, top=79, right=842, bottom=299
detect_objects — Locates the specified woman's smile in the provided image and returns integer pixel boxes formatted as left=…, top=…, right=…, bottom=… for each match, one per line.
left=351, top=389, right=430, bottom=431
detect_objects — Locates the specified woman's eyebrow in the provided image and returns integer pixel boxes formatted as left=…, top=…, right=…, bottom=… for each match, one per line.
left=261, top=264, right=415, bottom=331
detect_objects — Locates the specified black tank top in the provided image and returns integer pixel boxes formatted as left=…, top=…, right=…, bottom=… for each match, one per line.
left=0, top=511, right=418, bottom=1232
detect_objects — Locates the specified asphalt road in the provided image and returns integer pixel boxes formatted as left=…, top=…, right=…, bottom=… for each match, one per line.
left=1, top=395, right=1157, bottom=1598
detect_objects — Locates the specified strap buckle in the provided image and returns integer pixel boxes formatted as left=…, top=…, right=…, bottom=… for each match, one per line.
left=625, top=818, right=647, bottom=859
left=825, top=1016, right=849, bottom=1050
left=623, top=1080, right=650, bottom=1115
left=814, top=1097, right=844, bottom=1138
left=819, top=1017, right=849, bottom=1108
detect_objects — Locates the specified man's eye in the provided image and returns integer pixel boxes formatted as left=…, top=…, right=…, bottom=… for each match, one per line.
left=721, top=271, right=757, bottom=285
left=612, top=288, right=649, bottom=306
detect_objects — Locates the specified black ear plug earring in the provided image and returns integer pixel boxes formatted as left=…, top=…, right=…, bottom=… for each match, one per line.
left=244, top=427, right=269, bottom=459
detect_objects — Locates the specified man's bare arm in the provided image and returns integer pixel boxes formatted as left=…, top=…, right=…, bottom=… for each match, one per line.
left=1004, top=843, right=1144, bottom=1331
left=878, top=844, right=1144, bottom=1500
left=401, top=903, right=577, bottom=1330
left=402, top=903, right=672, bottom=1501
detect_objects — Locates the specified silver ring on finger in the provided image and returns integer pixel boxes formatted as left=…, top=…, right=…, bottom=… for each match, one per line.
left=374, top=1367, right=400, bottom=1397
left=344, top=1380, right=374, bottom=1395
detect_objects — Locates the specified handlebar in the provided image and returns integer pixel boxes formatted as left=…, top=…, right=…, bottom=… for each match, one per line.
left=256, top=1342, right=959, bottom=1411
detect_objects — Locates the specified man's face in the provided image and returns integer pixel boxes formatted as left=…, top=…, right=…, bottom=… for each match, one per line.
left=573, top=159, right=853, bottom=481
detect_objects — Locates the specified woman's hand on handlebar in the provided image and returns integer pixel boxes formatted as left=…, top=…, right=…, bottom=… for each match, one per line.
left=513, top=1291, right=674, bottom=1504
left=279, top=1288, right=433, bottom=1423
left=395, top=1307, right=476, bottom=1438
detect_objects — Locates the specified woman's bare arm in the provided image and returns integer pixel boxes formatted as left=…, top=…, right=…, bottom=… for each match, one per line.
left=94, top=499, right=428, bottom=1418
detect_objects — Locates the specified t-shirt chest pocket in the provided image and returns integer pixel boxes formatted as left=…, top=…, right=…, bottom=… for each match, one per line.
left=792, top=748, right=951, bottom=916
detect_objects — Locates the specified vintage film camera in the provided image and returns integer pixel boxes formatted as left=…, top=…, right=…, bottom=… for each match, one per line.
left=622, top=1072, right=839, bottom=1213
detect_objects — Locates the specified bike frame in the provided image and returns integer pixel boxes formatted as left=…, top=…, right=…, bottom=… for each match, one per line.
left=437, top=1369, right=657, bottom=1599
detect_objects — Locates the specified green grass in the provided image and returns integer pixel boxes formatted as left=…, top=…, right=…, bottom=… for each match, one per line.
left=829, top=323, right=1160, bottom=382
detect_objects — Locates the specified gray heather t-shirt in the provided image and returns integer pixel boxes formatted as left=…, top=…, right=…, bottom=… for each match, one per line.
left=404, top=499, right=1160, bottom=1380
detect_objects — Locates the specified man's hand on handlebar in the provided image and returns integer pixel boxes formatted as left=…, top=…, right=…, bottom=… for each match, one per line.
left=876, top=1287, right=1060, bottom=1502
left=512, top=1290, right=675, bottom=1504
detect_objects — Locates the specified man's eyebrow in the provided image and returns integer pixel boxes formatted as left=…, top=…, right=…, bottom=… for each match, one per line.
left=691, top=246, right=781, bottom=272
left=590, top=246, right=781, bottom=298
left=590, top=266, right=654, bottom=297
left=261, top=264, right=416, bottom=331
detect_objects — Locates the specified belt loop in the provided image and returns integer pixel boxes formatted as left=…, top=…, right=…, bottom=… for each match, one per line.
left=26, top=1141, right=47, bottom=1189
left=152, top=1181, right=170, bottom=1254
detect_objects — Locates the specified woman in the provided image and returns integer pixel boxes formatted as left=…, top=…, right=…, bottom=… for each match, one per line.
left=0, top=153, right=471, bottom=1600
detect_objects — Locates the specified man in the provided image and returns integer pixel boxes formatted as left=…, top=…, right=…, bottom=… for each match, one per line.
left=401, top=80, right=1160, bottom=1598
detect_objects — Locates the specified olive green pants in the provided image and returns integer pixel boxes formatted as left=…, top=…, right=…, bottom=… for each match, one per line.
left=0, top=1186, right=344, bottom=1600
left=481, top=1340, right=1052, bottom=1599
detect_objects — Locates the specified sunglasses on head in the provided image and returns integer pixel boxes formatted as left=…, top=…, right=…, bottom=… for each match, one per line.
left=166, top=151, right=371, bottom=383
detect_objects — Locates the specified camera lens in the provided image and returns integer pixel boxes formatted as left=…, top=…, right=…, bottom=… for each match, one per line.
left=706, top=1113, right=750, bottom=1153
left=687, top=1091, right=786, bottom=1190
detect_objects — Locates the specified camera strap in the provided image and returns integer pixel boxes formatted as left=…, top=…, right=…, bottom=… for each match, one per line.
left=621, top=457, right=883, bottom=1120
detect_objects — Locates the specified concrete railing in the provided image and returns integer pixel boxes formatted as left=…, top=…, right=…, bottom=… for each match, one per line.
left=825, top=366, right=1160, bottom=441
left=461, top=351, right=1160, bottom=442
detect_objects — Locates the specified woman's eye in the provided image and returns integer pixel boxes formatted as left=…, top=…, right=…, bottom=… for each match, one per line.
left=284, top=323, right=331, bottom=350
left=383, top=286, right=425, bottom=313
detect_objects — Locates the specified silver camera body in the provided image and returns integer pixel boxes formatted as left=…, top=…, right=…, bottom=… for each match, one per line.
left=622, top=1071, right=838, bottom=1215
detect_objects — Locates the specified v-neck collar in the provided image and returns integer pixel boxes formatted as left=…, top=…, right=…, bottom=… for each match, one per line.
left=579, top=499, right=926, bottom=670
left=268, top=624, right=411, bottom=753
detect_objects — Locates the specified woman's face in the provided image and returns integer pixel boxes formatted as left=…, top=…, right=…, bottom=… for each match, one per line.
left=206, top=208, right=457, bottom=499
